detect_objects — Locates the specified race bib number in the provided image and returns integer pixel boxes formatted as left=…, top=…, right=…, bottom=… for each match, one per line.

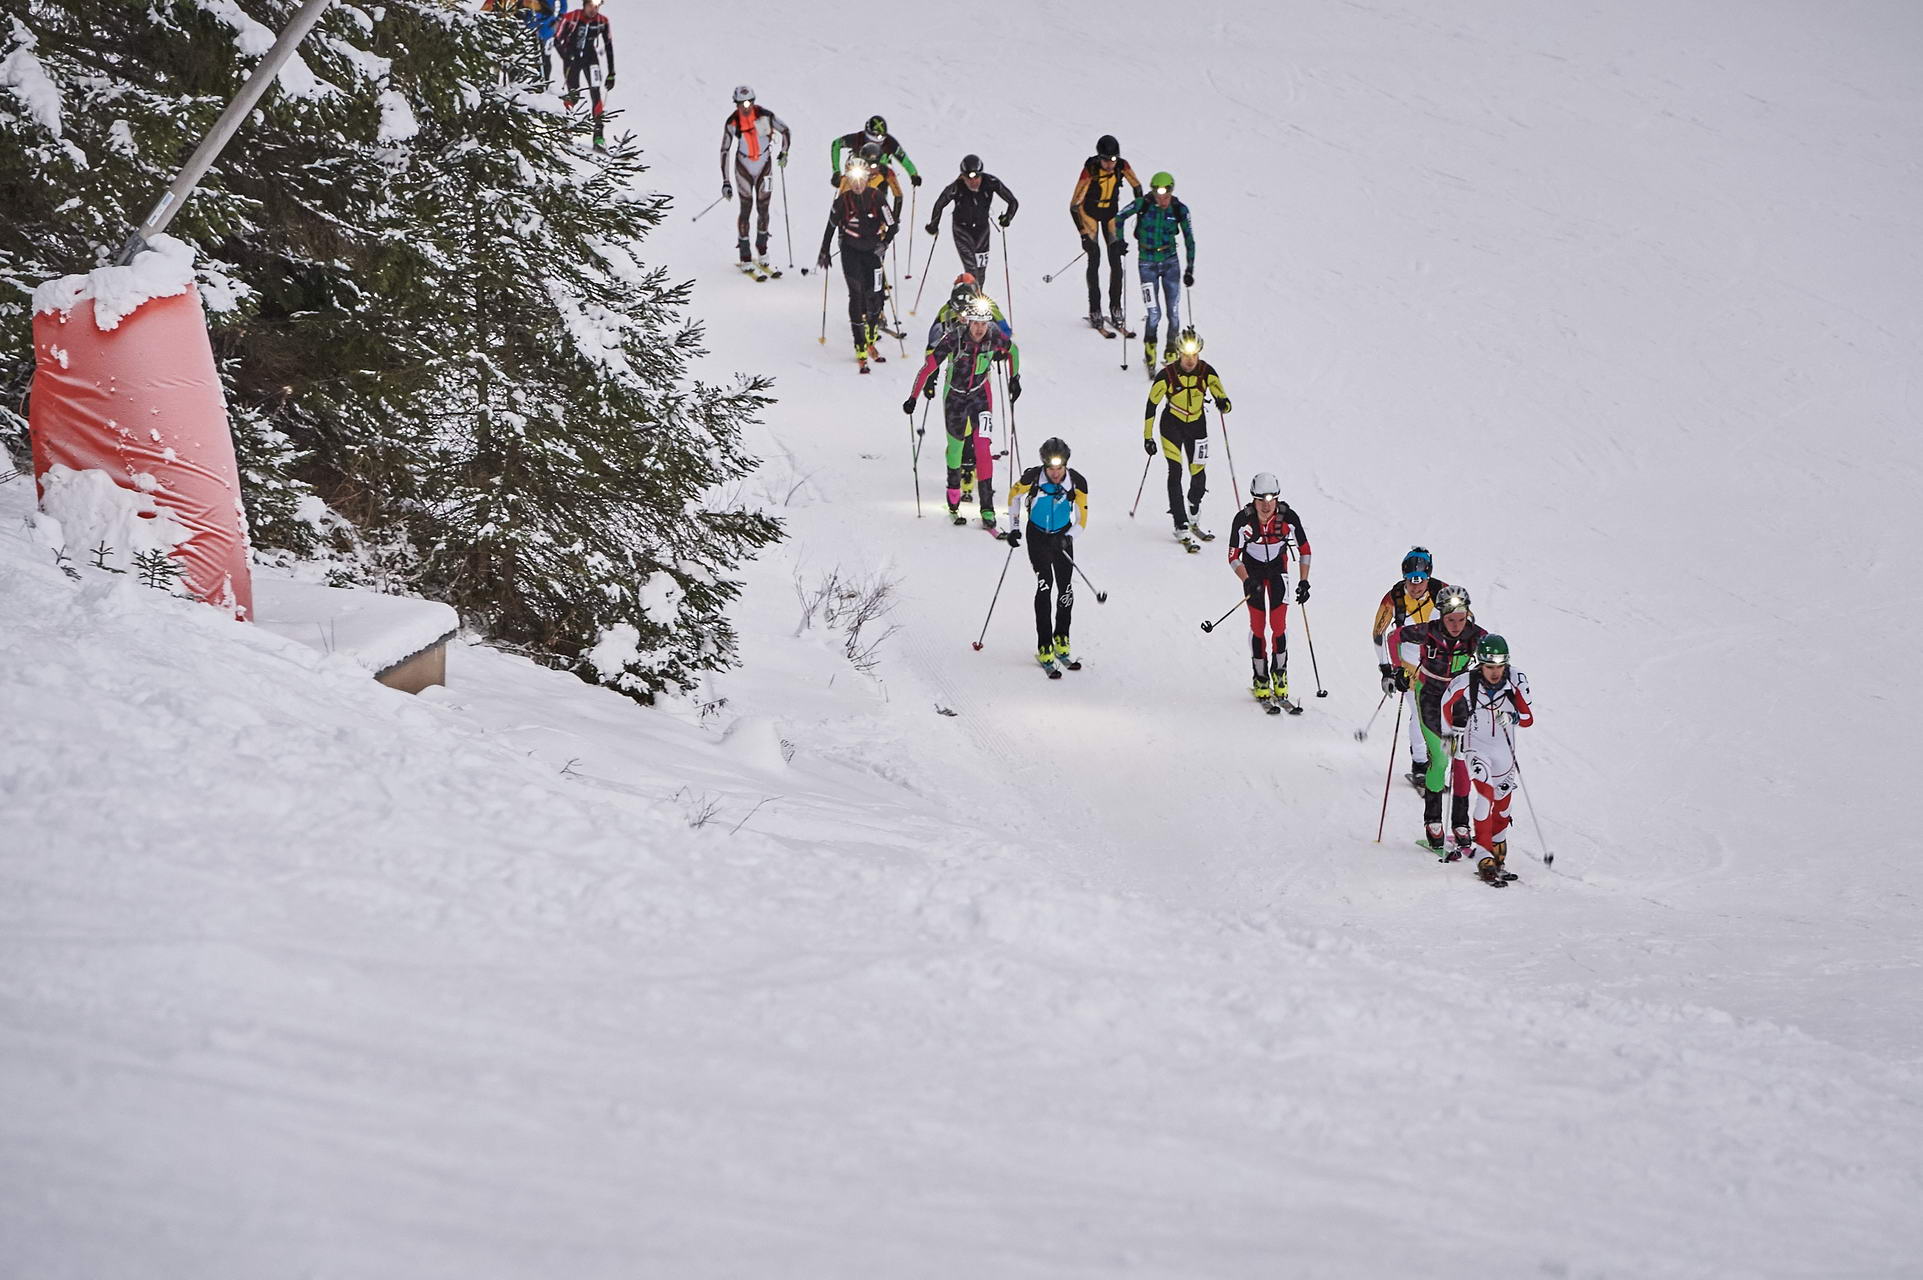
left=1194, top=439, right=1210, bottom=462
left=870, top=268, right=885, bottom=291
left=589, top=64, right=605, bottom=87
left=977, top=410, right=994, bottom=439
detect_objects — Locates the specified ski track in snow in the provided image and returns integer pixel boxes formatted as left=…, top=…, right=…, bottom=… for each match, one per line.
left=6, top=1, right=1923, bottom=1275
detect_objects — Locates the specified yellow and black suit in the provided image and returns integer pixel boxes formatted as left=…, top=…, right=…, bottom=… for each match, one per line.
left=1144, top=359, right=1228, bottom=530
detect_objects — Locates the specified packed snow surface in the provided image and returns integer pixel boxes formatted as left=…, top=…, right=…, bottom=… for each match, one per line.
left=4, top=1, right=1922, bottom=1276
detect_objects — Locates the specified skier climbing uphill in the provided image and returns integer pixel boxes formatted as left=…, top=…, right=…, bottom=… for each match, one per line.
left=719, top=85, right=791, bottom=278
left=926, top=155, right=1018, bottom=284
left=1069, top=135, right=1143, bottom=336
left=554, top=0, right=614, bottom=151
left=1372, top=547, right=1453, bottom=789
left=1386, top=586, right=1489, bottom=857
left=1113, top=171, right=1195, bottom=367
left=903, top=297, right=1020, bottom=529
left=1227, top=474, right=1309, bottom=711
left=925, top=275, right=1010, bottom=352
left=1440, top=635, right=1534, bottom=886
left=1004, top=437, right=1089, bottom=678
left=1143, top=326, right=1229, bottom=548
left=818, top=157, right=897, bottom=370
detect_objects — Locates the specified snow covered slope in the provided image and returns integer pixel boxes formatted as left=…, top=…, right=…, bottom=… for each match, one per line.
left=5, top=2, right=1923, bottom=1276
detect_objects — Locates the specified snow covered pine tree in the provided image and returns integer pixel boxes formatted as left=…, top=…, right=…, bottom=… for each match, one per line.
left=1, top=0, right=779, bottom=702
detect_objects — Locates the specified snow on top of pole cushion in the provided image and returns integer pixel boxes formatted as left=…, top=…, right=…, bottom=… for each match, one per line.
left=32, top=235, right=198, bottom=331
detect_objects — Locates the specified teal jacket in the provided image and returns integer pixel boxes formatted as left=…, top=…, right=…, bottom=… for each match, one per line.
left=1114, top=196, right=1194, bottom=266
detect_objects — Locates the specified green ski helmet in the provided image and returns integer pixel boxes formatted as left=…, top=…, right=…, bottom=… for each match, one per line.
left=1476, top=634, right=1510, bottom=667
left=1149, top=172, right=1175, bottom=192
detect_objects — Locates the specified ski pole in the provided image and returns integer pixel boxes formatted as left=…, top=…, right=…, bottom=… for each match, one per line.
left=690, top=193, right=727, bottom=223
left=1041, top=247, right=1086, bottom=283
left=887, top=266, right=907, bottom=358
left=1000, top=223, right=1014, bottom=322
left=1214, top=399, right=1241, bottom=507
left=911, top=395, right=930, bottom=518
left=1374, top=695, right=1404, bottom=842
left=905, top=185, right=918, bottom=279
left=1118, top=258, right=1131, bottom=371
left=779, top=164, right=794, bottom=270
left=909, top=233, right=939, bottom=314
left=1129, top=454, right=1152, bottom=517
left=1503, top=719, right=1553, bottom=866
left=1298, top=602, right=1328, bottom=698
left=1353, top=688, right=1392, bottom=742
left=1198, top=598, right=1244, bottom=633
left=970, top=541, right=1018, bottom=650
left=817, top=263, right=830, bottom=344
left=1070, top=557, right=1107, bottom=604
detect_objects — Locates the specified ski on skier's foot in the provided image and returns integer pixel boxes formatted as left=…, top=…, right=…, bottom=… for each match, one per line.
left=1406, top=770, right=1427, bottom=792
left=934, top=705, right=959, bottom=717
left=857, top=359, right=870, bottom=375
left=1262, top=699, right=1282, bottom=716
left=1189, top=526, right=1217, bottom=542
left=1175, top=536, right=1201, bottom=555
left=876, top=324, right=906, bottom=341
left=1276, top=697, right=1303, bottom=715
left=949, top=509, right=967, bottom=526
left=1039, top=658, right=1063, bottom=679
left=1475, top=866, right=1513, bottom=888
left=737, top=262, right=768, bottom=282
left=1113, top=322, right=1138, bottom=339
left=1059, top=656, right=1082, bottom=671
left=757, top=262, right=783, bottom=279
left=1086, top=315, right=1117, bottom=339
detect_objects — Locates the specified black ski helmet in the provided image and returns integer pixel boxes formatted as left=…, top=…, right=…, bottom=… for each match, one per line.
left=1401, top=546, right=1433, bottom=577
left=949, top=282, right=978, bottom=312
left=866, top=114, right=888, bottom=137
left=858, top=140, right=882, bottom=163
left=1096, top=134, right=1120, bottom=158
left=961, top=154, right=984, bottom=176
left=1040, top=438, right=1071, bottom=465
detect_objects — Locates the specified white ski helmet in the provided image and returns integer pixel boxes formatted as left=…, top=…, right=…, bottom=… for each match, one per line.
left=732, top=85, right=755, bottom=104
left=1250, top=472, right=1281, bottom=499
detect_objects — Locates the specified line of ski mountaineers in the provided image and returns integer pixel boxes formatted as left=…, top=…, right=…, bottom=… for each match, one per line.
left=473, top=39, right=1541, bottom=887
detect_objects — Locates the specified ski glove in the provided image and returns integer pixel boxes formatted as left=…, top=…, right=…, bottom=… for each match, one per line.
left=1142, top=437, right=1157, bottom=457
left=1183, top=269, right=1194, bottom=287
left=607, top=74, right=616, bottom=89
left=1295, top=579, right=1311, bottom=604
left=1116, top=241, right=1130, bottom=257
left=722, top=182, right=733, bottom=200
left=1392, top=668, right=1410, bottom=692
left=1007, top=527, right=1022, bottom=548
left=901, top=397, right=917, bottom=415
left=1378, top=663, right=1398, bottom=694
left=923, top=381, right=938, bottom=400
left=778, top=152, right=788, bottom=168
left=816, top=251, right=831, bottom=270
left=909, top=172, right=923, bottom=187
left=924, top=221, right=939, bottom=236
left=1008, top=374, right=1022, bottom=401
left=1215, top=396, right=1232, bottom=413
left=998, top=211, right=1013, bottom=228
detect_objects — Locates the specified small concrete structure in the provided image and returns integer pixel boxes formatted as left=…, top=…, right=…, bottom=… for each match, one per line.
left=252, top=578, right=459, bottom=694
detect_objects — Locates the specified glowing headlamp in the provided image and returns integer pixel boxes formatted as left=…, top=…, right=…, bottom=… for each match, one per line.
left=845, top=161, right=870, bottom=182
left=1179, top=339, right=1200, bottom=356
left=1438, top=591, right=1469, bottom=613
left=964, top=170, right=981, bottom=179
left=1480, top=655, right=1508, bottom=667
left=1253, top=489, right=1279, bottom=500
left=1153, top=185, right=1170, bottom=195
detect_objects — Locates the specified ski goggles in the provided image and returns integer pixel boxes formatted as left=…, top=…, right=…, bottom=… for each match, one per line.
left=1404, top=570, right=1429, bottom=583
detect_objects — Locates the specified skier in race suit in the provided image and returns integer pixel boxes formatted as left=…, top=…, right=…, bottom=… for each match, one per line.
left=1113, top=170, right=1195, bottom=369
left=1143, top=326, right=1229, bottom=543
left=818, top=162, right=898, bottom=368
left=1068, top=134, right=1143, bottom=331
left=1226, top=474, right=1310, bottom=706
left=925, top=155, right=1019, bottom=285
left=1371, top=547, right=1453, bottom=786
left=1387, top=585, right=1490, bottom=855
left=719, top=86, right=791, bottom=272
left=924, top=274, right=1011, bottom=351
left=1439, top=634, right=1534, bottom=882
left=554, top=0, right=614, bottom=149
left=904, top=300, right=1020, bottom=529
left=829, top=115, right=921, bottom=189
left=1005, top=437, right=1089, bottom=673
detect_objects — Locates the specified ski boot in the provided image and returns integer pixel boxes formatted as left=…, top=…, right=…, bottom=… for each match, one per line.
left=1036, top=647, right=1062, bottom=679
left=1481, top=842, right=1517, bottom=883
left=1174, top=524, right=1200, bottom=553
left=959, top=470, right=975, bottom=501
left=947, top=503, right=965, bottom=526
left=1451, top=827, right=1476, bottom=864
left=1424, top=822, right=1448, bottom=856
left=857, top=356, right=870, bottom=375
left=1142, top=333, right=1159, bottom=373
left=866, top=343, right=887, bottom=364
left=1052, top=636, right=1081, bottom=671
left=1251, top=668, right=1273, bottom=704
left=1187, top=504, right=1215, bottom=540
left=1111, top=308, right=1135, bottom=339
left=980, top=513, right=998, bottom=534
left=1407, top=760, right=1429, bottom=793
left=592, top=131, right=606, bottom=153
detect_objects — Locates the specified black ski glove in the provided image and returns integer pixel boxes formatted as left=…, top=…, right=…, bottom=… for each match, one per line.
left=816, top=251, right=831, bottom=271
left=922, top=380, right=938, bottom=400
left=1116, top=241, right=1130, bottom=257
left=901, top=397, right=917, bottom=415
left=1183, top=269, right=1194, bottom=287
left=1007, top=527, right=1022, bottom=548
left=1392, top=668, right=1410, bottom=692
left=1295, top=580, right=1311, bottom=604
left=1142, top=437, right=1156, bottom=457
left=722, top=182, right=733, bottom=200
left=923, top=220, right=938, bottom=235
left=1379, top=663, right=1398, bottom=694
left=998, top=211, right=1013, bottom=228
left=1215, top=396, right=1232, bottom=413
left=909, top=172, right=923, bottom=188
left=1008, top=374, right=1022, bottom=401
